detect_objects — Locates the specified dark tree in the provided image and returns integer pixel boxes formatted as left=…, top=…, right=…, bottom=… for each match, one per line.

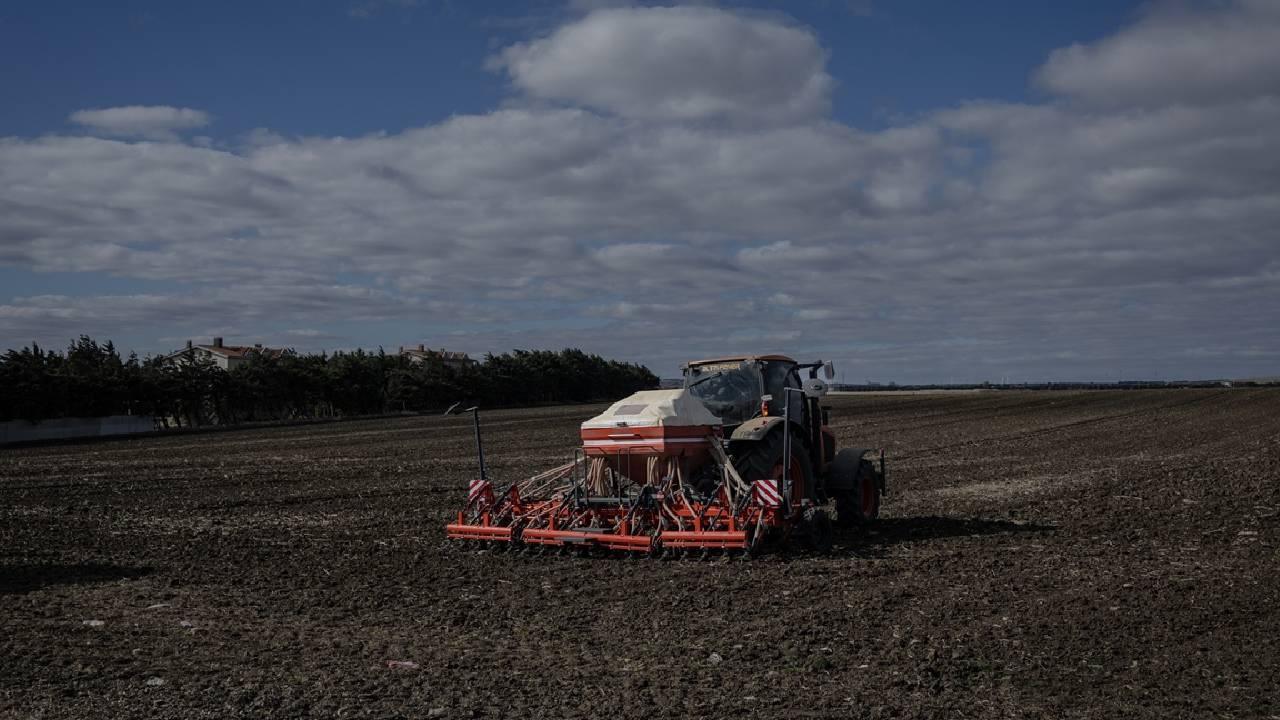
left=0, top=338, right=658, bottom=425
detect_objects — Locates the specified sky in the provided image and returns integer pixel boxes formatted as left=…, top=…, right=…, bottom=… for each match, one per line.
left=1, top=0, right=1278, bottom=382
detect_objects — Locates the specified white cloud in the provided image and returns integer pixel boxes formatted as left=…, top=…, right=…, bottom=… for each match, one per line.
left=492, top=6, right=832, bottom=124
left=68, top=106, right=212, bottom=140
left=1036, top=0, right=1280, bottom=108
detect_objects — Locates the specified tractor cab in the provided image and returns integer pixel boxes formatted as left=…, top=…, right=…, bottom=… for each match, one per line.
left=682, top=354, right=805, bottom=430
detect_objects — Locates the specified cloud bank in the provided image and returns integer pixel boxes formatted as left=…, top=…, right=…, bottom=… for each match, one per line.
left=493, top=6, right=832, bottom=124
left=3, top=2, right=1279, bottom=380
left=68, top=105, right=212, bottom=140
left=1036, top=0, right=1280, bottom=108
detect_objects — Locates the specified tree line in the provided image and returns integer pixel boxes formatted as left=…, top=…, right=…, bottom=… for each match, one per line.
left=0, top=336, right=658, bottom=426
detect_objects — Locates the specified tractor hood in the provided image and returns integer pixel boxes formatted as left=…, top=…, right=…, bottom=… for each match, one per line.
left=582, top=389, right=722, bottom=430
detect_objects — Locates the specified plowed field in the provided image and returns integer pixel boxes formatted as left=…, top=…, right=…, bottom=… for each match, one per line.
left=2, top=390, right=1278, bottom=719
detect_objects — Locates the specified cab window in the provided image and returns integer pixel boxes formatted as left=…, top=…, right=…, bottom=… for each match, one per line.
left=684, top=362, right=763, bottom=426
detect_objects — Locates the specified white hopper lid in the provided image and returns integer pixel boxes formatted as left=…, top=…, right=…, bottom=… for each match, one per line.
left=582, top=389, right=721, bottom=429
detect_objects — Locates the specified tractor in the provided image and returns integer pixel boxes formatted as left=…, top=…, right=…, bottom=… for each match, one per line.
left=446, top=353, right=886, bottom=555
left=683, top=354, right=885, bottom=535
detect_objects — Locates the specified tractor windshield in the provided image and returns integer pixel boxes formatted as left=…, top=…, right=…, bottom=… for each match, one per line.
left=683, top=362, right=763, bottom=426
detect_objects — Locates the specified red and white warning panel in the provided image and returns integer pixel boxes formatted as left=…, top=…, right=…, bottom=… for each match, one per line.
left=752, top=479, right=783, bottom=508
left=467, top=478, right=492, bottom=505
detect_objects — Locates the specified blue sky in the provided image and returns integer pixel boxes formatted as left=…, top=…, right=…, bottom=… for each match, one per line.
left=2, top=1, right=1139, bottom=137
left=2, top=0, right=1278, bottom=381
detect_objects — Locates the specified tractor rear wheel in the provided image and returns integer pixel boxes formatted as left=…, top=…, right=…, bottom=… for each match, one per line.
left=831, top=450, right=881, bottom=527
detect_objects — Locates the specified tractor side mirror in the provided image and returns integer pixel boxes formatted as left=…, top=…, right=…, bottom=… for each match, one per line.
left=803, top=378, right=828, bottom=398
left=823, top=361, right=835, bottom=380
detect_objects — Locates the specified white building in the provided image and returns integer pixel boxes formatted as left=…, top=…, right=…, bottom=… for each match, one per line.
left=167, top=337, right=285, bottom=371
left=399, top=344, right=477, bottom=370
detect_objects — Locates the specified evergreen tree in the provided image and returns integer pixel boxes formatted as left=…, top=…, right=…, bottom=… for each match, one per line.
left=0, top=338, right=659, bottom=424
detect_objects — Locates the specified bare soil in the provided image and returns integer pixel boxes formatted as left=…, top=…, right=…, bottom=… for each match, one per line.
left=2, top=390, right=1278, bottom=719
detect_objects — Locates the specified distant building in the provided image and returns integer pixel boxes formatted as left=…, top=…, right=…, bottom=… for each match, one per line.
left=399, top=344, right=477, bottom=371
left=167, top=337, right=285, bottom=371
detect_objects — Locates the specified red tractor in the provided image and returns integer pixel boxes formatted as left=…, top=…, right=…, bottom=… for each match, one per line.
left=446, top=354, right=885, bottom=555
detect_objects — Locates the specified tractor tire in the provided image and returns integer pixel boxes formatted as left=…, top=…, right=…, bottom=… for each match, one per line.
left=731, top=426, right=815, bottom=503
left=830, top=450, right=881, bottom=527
